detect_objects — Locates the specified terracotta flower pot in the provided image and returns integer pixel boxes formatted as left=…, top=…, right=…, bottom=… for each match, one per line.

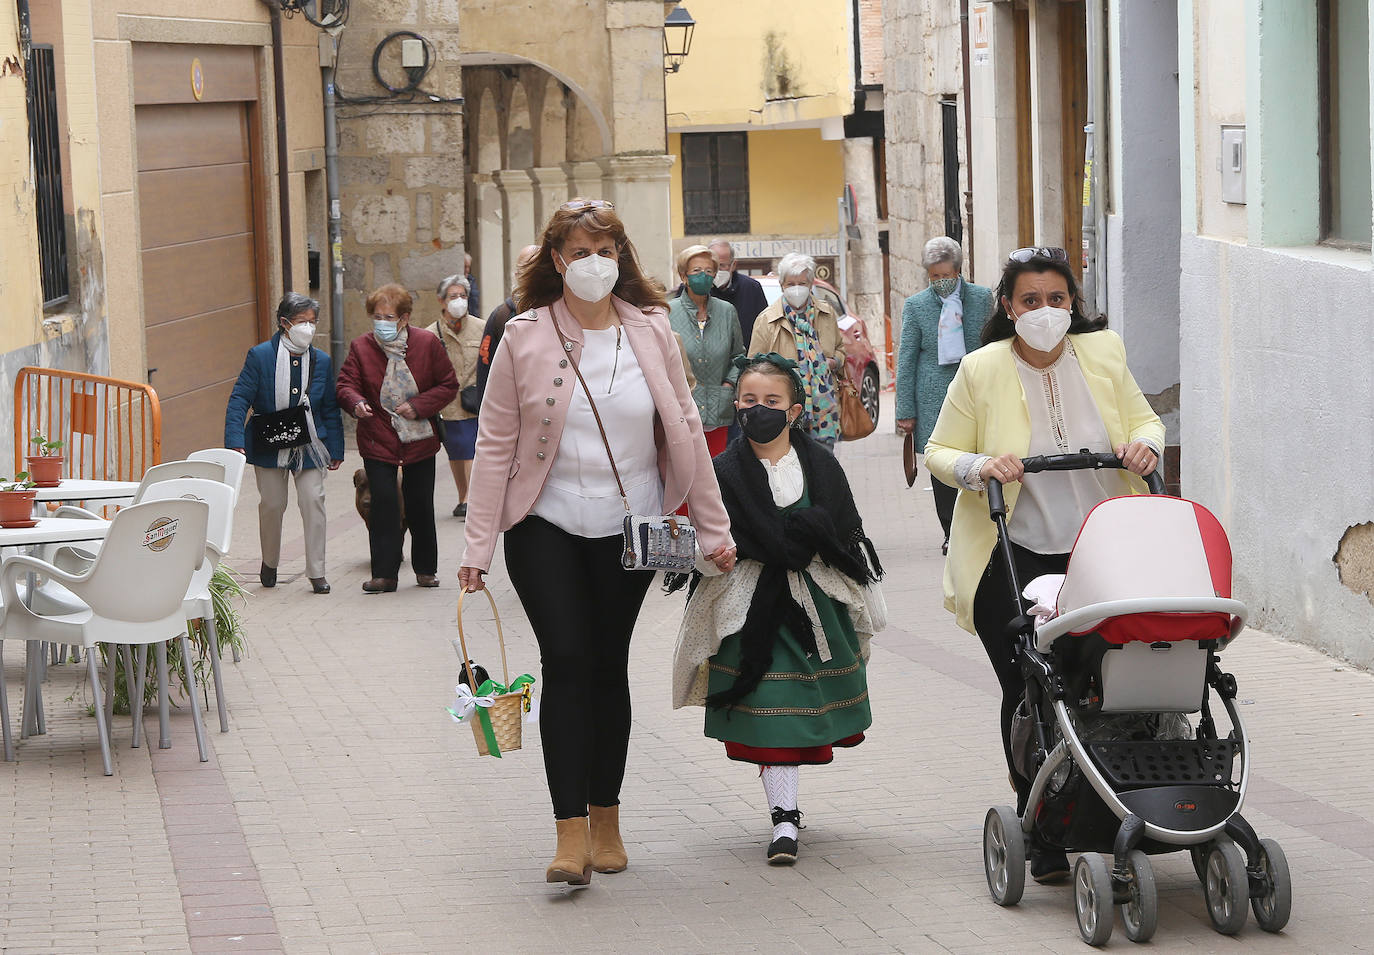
left=0, top=489, right=38, bottom=527
left=26, top=454, right=63, bottom=488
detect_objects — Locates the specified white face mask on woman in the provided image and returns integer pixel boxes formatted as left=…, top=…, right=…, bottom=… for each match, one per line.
left=446, top=298, right=468, bottom=320
left=782, top=285, right=811, bottom=310
left=1011, top=304, right=1071, bottom=352
left=284, top=322, right=316, bottom=353
left=557, top=251, right=620, bottom=302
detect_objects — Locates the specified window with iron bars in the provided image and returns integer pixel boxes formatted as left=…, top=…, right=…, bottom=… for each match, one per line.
left=682, top=132, right=750, bottom=235
left=27, top=44, right=69, bottom=307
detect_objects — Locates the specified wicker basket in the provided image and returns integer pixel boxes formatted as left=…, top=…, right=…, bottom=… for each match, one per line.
left=456, top=588, right=524, bottom=757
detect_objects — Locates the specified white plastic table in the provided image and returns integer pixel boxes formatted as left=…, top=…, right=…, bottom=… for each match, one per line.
left=0, top=518, right=112, bottom=745
left=31, top=480, right=140, bottom=503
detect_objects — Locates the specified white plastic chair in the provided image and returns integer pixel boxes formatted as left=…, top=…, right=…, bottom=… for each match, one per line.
left=187, top=449, right=246, bottom=505
left=0, top=499, right=210, bottom=774
left=138, top=478, right=235, bottom=733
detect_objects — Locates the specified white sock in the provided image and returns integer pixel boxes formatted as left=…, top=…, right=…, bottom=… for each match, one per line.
left=761, top=765, right=800, bottom=841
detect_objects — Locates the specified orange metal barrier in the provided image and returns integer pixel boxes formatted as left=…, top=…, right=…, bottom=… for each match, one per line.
left=13, top=367, right=162, bottom=482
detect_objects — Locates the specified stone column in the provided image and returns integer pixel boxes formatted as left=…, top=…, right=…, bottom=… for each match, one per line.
left=530, top=166, right=571, bottom=231
left=843, top=138, right=889, bottom=380
left=1028, top=0, right=1066, bottom=246
left=969, top=2, right=1025, bottom=281
left=598, top=155, right=675, bottom=286
left=562, top=160, right=607, bottom=200
left=471, top=173, right=506, bottom=314
left=494, top=169, right=537, bottom=280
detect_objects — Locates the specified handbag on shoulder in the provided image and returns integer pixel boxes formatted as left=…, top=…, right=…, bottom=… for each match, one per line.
left=550, top=313, right=697, bottom=572
left=837, top=370, right=877, bottom=441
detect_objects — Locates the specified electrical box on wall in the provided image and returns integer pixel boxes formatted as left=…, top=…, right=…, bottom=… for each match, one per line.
left=401, top=38, right=425, bottom=68
left=1220, top=126, right=1246, bottom=204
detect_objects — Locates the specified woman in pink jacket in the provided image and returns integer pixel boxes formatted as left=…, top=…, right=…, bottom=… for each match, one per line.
left=459, top=199, right=736, bottom=887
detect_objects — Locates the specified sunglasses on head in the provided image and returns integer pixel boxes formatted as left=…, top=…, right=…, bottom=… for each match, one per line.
left=1008, top=246, right=1069, bottom=263
left=561, top=198, right=615, bottom=212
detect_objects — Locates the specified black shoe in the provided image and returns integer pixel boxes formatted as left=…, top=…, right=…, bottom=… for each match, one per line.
left=767, top=807, right=802, bottom=866
left=1030, top=847, right=1071, bottom=884
left=941, top=539, right=949, bottom=556
left=259, top=563, right=277, bottom=588
left=453, top=502, right=467, bottom=519
left=416, top=574, right=440, bottom=588
left=310, top=577, right=330, bottom=594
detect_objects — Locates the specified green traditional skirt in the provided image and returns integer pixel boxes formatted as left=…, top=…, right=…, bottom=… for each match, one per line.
left=704, top=570, right=871, bottom=765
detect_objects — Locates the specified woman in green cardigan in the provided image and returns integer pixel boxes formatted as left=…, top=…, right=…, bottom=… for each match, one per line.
left=895, top=237, right=994, bottom=553
left=668, top=245, right=745, bottom=456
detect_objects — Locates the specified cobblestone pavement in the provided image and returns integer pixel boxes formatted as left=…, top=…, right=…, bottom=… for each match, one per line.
left=2, top=415, right=1373, bottom=953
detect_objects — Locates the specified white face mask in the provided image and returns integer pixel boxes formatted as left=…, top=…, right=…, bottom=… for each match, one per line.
left=782, top=285, right=811, bottom=310
left=284, top=322, right=316, bottom=352
left=557, top=251, right=619, bottom=303
left=713, top=269, right=731, bottom=289
left=446, top=298, right=468, bottom=320
left=1011, top=304, right=1072, bottom=352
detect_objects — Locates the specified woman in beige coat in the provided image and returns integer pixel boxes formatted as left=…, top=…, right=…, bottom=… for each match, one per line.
left=748, top=252, right=847, bottom=450
left=426, top=274, right=484, bottom=517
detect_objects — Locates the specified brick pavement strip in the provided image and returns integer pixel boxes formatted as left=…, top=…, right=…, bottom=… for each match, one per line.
left=3, top=418, right=1374, bottom=952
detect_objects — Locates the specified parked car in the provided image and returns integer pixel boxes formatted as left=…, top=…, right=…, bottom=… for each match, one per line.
left=756, top=276, right=881, bottom=428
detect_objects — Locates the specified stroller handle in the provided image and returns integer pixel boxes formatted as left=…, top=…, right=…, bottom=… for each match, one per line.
left=987, top=450, right=1165, bottom=516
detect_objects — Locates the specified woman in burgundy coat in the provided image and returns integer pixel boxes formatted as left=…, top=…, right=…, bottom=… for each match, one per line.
left=336, top=283, right=459, bottom=592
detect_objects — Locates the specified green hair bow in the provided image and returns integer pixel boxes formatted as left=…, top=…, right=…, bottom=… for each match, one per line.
left=731, top=352, right=807, bottom=403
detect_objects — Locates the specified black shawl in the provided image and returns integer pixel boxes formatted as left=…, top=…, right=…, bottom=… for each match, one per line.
left=702, top=430, right=883, bottom=709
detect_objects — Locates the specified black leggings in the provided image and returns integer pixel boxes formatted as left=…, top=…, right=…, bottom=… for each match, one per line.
left=972, top=540, right=1069, bottom=805
left=363, top=456, right=437, bottom=579
left=504, top=516, right=655, bottom=819
left=931, top=477, right=958, bottom=545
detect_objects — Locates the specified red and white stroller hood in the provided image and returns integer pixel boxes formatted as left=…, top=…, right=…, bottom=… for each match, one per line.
left=1031, top=495, right=1248, bottom=652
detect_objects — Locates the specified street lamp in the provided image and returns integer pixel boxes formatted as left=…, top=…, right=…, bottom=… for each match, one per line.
left=663, top=4, right=696, bottom=74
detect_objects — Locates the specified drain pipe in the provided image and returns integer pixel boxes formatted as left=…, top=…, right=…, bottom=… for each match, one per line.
left=264, top=1, right=294, bottom=292
left=320, top=31, right=346, bottom=372
left=959, top=0, right=975, bottom=281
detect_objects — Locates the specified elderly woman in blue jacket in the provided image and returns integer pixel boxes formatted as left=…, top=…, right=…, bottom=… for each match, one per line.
left=225, top=292, right=345, bottom=594
left=895, top=237, right=994, bottom=554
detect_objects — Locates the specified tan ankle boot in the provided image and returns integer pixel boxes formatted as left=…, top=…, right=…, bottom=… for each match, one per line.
left=589, top=804, right=628, bottom=873
left=546, top=817, right=592, bottom=885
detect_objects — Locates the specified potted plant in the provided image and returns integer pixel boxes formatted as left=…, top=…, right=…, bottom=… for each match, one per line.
left=26, top=431, right=65, bottom=487
left=0, top=473, right=38, bottom=527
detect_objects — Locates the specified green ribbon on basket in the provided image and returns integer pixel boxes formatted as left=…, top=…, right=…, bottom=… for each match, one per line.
left=450, top=676, right=535, bottom=758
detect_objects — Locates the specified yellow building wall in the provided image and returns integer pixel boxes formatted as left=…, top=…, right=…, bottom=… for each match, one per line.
left=669, top=129, right=845, bottom=239
left=0, top=17, right=47, bottom=355
left=664, top=0, right=852, bottom=128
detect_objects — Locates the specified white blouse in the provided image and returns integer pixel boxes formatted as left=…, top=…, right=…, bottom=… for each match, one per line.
left=1008, top=341, right=1117, bottom=554
left=763, top=446, right=805, bottom=507
left=531, top=325, right=663, bottom=538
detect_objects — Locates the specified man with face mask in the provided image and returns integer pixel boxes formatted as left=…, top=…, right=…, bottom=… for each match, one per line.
left=225, top=292, right=346, bottom=594
left=474, top=244, right=541, bottom=406
left=702, top=240, right=768, bottom=346
left=895, top=236, right=995, bottom=554
left=427, top=274, right=484, bottom=518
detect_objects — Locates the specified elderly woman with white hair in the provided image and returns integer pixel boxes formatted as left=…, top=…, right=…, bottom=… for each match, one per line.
left=668, top=244, right=745, bottom=456
left=748, top=251, right=846, bottom=451
left=895, top=236, right=993, bottom=553
left=426, top=273, right=483, bottom=518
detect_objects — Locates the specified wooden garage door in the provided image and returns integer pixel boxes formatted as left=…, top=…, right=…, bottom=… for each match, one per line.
left=134, top=44, right=263, bottom=460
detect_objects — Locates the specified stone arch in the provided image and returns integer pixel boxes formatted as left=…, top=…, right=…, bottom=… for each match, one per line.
left=505, top=78, right=534, bottom=170
left=473, top=87, right=501, bottom=175
left=537, top=74, right=567, bottom=167
left=461, top=51, right=613, bottom=158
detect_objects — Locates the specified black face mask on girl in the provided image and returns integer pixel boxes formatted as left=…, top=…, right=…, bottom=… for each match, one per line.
left=736, top=404, right=791, bottom=443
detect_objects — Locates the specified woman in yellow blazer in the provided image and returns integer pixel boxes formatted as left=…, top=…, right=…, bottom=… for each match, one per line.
left=924, top=247, right=1163, bottom=881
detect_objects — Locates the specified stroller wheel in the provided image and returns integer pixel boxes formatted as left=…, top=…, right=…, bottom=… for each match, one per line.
left=1074, top=853, right=1115, bottom=947
left=982, top=806, right=1025, bottom=906
left=1203, top=840, right=1249, bottom=935
left=1119, top=849, right=1158, bottom=943
left=1251, top=838, right=1292, bottom=933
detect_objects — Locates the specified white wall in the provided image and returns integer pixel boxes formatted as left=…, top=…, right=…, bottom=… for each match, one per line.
left=1179, top=236, right=1374, bottom=666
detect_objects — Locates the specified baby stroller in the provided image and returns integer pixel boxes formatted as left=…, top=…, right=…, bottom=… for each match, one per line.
left=978, top=451, right=1291, bottom=946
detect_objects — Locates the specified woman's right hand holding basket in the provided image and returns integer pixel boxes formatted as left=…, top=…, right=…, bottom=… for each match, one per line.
left=458, top=566, right=487, bottom=592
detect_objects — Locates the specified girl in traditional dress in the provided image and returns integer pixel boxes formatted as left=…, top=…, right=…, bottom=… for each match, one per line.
left=672, top=353, right=885, bottom=864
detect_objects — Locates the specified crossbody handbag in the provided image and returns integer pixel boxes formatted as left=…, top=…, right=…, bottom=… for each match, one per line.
left=550, top=313, right=697, bottom=572
left=250, top=403, right=312, bottom=451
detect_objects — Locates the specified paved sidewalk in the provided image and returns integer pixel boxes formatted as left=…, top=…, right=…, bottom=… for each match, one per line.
left=2, top=422, right=1374, bottom=953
